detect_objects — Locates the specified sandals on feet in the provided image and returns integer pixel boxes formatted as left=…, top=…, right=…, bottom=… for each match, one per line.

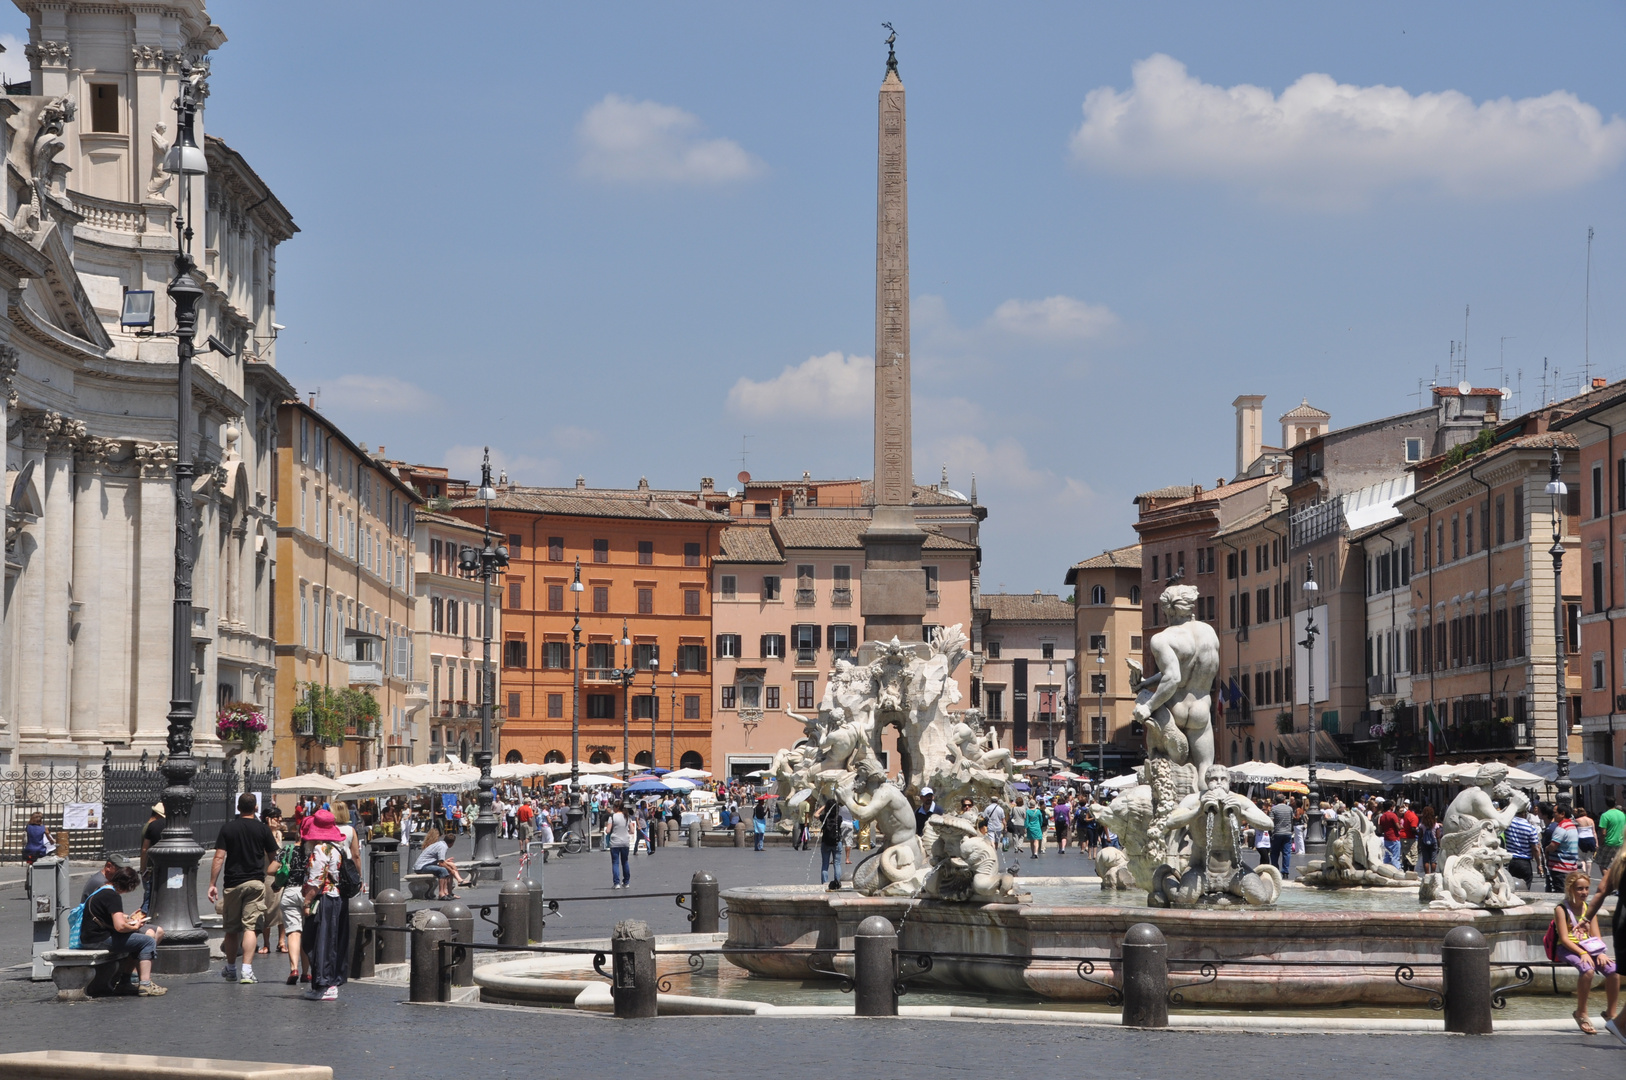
left=1575, top=1010, right=1597, bottom=1035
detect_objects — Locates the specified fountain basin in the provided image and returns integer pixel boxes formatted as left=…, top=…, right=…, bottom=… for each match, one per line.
left=723, top=880, right=1561, bottom=1006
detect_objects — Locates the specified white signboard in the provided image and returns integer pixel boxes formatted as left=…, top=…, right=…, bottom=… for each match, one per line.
left=62, top=802, right=102, bottom=830
left=1293, top=605, right=1330, bottom=706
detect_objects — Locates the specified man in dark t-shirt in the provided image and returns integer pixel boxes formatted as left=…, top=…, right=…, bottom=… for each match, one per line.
left=208, top=793, right=277, bottom=983
left=80, top=852, right=138, bottom=903
left=80, top=865, right=166, bottom=995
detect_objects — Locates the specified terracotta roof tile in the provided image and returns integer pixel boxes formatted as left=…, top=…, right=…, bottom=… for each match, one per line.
left=1070, top=543, right=1142, bottom=571
left=771, top=516, right=976, bottom=551
left=449, top=490, right=728, bottom=523
left=714, top=526, right=783, bottom=564
left=978, top=592, right=1075, bottom=622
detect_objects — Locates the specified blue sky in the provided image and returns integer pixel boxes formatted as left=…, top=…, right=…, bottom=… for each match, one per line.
left=13, top=2, right=1622, bottom=594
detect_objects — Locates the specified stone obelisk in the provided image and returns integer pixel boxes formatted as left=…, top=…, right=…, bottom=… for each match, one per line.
left=860, top=29, right=927, bottom=644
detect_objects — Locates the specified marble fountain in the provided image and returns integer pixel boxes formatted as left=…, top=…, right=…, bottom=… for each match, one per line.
left=477, top=603, right=1571, bottom=1014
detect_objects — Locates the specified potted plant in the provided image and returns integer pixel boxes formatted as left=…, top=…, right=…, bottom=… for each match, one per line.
left=216, top=701, right=268, bottom=755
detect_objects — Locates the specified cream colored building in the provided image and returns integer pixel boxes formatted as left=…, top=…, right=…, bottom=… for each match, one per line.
left=1064, top=544, right=1144, bottom=773
left=272, top=401, right=423, bottom=776
left=1, top=1, right=294, bottom=768
left=975, top=592, right=1075, bottom=762
left=410, top=508, right=501, bottom=765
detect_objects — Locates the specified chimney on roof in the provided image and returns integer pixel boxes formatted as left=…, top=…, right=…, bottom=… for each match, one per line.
left=308, top=392, right=316, bottom=407
left=701, top=477, right=715, bottom=495
left=1233, top=395, right=1265, bottom=478
left=1216, top=477, right=1225, bottom=487
left=377, top=445, right=385, bottom=458
left=1032, top=590, right=1041, bottom=602
left=1594, top=377, right=1608, bottom=390
left=576, top=475, right=586, bottom=489
left=638, top=476, right=650, bottom=491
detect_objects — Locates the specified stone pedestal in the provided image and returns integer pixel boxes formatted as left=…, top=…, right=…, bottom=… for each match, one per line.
left=860, top=505, right=926, bottom=643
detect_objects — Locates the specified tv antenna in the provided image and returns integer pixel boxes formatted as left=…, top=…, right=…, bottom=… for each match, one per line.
left=737, top=434, right=753, bottom=474
left=1585, top=226, right=1595, bottom=385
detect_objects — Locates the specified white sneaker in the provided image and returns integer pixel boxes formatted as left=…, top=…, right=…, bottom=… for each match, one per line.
left=320, top=986, right=338, bottom=1001
left=1606, top=1016, right=1625, bottom=1045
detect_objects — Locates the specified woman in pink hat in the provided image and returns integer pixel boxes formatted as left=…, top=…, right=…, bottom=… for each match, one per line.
left=300, top=809, right=351, bottom=1002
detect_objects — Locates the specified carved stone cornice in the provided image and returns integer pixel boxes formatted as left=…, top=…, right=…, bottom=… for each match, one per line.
left=134, top=441, right=178, bottom=478
left=74, top=436, right=119, bottom=470
left=46, top=417, right=85, bottom=455
left=14, top=409, right=62, bottom=450
left=0, top=345, right=18, bottom=387
left=130, top=44, right=183, bottom=71
left=24, top=41, right=70, bottom=68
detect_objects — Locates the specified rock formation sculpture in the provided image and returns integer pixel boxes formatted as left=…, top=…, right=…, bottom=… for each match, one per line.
left=917, top=814, right=1021, bottom=902
left=1300, top=805, right=1412, bottom=888
left=1420, top=762, right=1528, bottom=910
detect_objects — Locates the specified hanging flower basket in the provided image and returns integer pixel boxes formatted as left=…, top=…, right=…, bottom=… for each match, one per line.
left=216, top=702, right=268, bottom=754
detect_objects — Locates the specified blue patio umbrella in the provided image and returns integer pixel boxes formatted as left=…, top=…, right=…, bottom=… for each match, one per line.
left=624, top=779, right=671, bottom=794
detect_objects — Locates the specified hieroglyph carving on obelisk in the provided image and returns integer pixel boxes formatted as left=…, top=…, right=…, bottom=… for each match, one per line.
left=874, top=37, right=910, bottom=507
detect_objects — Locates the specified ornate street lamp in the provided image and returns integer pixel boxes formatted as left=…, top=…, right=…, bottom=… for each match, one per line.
left=669, top=659, right=679, bottom=769
left=608, top=621, right=637, bottom=780
left=568, top=559, right=584, bottom=840
left=1096, top=644, right=1107, bottom=781
left=1300, top=557, right=1325, bottom=860
left=148, top=63, right=211, bottom=974
left=456, top=449, right=508, bottom=881
left=1547, top=448, right=1572, bottom=802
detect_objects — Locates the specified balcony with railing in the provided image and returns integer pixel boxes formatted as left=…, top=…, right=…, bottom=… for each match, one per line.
left=831, top=587, right=853, bottom=607
left=795, top=647, right=818, bottom=667
left=1367, top=674, right=1396, bottom=698
left=795, top=587, right=816, bottom=605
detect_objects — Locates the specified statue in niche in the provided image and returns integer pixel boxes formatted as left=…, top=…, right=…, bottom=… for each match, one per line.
left=147, top=121, right=173, bottom=198
left=1149, top=765, right=1282, bottom=908
left=839, top=756, right=925, bottom=897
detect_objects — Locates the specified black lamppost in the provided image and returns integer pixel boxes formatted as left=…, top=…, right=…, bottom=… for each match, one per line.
left=649, top=656, right=660, bottom=769
left=457, top=449, right=508, bottom=881
left=567, top=559, right=584, bottom=839
left=1095, top=643, right=1107, bottom=781
left=669, top=659, right=678, bottom=769
left=149, top=64, right=211, bottom=974
left=1547, top=448, right=1573, bottom=802
left=607, top=620, right=637, bottom=780
left=1300, top=556, right=1325, bottom=860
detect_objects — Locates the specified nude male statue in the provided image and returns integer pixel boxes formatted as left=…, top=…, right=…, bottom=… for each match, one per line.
left=1439, top=761, right=1529, bottom=860
left=839, top=757, right=923, bottom=895
left=1152, top=764, right=1280, bottom=907
left=1132, top=584, right=1220, bottom=779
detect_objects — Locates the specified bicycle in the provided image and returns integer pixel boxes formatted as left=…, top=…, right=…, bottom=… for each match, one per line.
left=561, top=831, right=587, bottom=855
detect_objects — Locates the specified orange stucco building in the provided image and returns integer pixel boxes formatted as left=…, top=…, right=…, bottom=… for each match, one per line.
left=444, top=487, right=727, bottom=770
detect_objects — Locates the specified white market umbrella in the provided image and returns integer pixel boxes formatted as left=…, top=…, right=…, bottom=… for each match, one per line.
left=1229, top=761, right=1290, bottom=783
left=662, top=776, right=697, bottom=791
left=666, top=768, right=712, bottom=779
left=1099, top=772, right=1142, bottom=791
left=551, top=774, right=624, bottom=788
left=342, top=778, right=417, bottom=798
left=401, top=761, right=482, bottom=791
left=340, top=765, right=419, bottom=788
left=492, top=762, right=547, bottom=780
left=271, top=773, right=345, bottom=795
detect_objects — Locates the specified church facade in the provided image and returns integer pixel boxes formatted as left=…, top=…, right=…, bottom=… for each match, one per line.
left=1, top=0, right=294, bottom=769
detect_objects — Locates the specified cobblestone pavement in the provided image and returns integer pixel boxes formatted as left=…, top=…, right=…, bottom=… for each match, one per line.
left=0, top=837, right=1616, bottom=1078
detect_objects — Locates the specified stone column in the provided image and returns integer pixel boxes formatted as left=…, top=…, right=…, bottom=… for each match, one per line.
left=860, top=45, right=926, bottom=644
left=0, top=347, right=17, bottom=747
left=69, top=439, right=115, bottom=742
left=12, top=413, right=53, bottom=740
left=132, top=443, right=177, bottom=755
left=41, top=416, right=82, bottom=740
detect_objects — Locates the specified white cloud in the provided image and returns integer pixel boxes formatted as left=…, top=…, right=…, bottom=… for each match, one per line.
left=444, top=445, right=560, bottom=487
left=317, top=374, right=434, bottom=414
left=0, top=36, right=27, bottom=87
left=990, top=296, right=1117, bottom=341
left=577, top=94, right=766, bottom=185
left=726, top=351, right=872, bottom=420
left=1071, top=54, right=1626, bottom=205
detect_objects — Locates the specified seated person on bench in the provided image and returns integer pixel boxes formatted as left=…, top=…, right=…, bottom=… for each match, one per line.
left=79, top=866, right=166, bottom=996
left=413, top=828, right=468, bottom=900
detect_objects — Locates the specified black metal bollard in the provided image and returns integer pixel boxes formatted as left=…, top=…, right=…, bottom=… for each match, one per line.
left=1121, top=922, right=1169, bottom=1028
left=368, top=836, right=401, bottom=897
left=853, top=915, right=899, bottom=1017
left=441, top=902, right=474, bottom=986
left=374, top=889, right=407, bottom=965
left=347, top=894, right=376, bottom=980
left=611, top=919, right=658, bottom=1018
left=1441, top=925, right=1493, bottom=1034
left=689, top=872, right=720, bottom=934
left=497, top=880, right=529, bottom=948
left=521, top=848, right=546, bottom=943
left=409, top=909, right=452, bottom=1003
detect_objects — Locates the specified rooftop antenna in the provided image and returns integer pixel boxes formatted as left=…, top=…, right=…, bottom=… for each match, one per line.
left=1515, top=368, right=1523, bottom=415
left=1541, top=358, right=1549, bottom=406
left=737, top=434, right=753, bottom=474
left=1410, top=378, right=1426, bottom=408
left=1497, top=336, right=1514, bottom=391
left=1585, top=226, right=1595, bottom=386
left=1462, top=304, right=1470, bottom=382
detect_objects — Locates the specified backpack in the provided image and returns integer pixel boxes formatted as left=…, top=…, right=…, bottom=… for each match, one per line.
left=1543, top=918, right=1559, bottom=961
left=67, top=885, right=114, bottom=950
left=335, top=848, right=363, bottom=899
left=272, top=841, right=306, bottom=891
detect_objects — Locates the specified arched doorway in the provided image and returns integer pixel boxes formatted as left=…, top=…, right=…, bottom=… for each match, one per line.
left=588, top=749, right=611, bottom=764
left=543, top=750, right=566, bottom=764
left=459, top=737, right=470, bottom=762
left=679, top=750, right=704, bottom=771
left=505, top=749, right=524, bottom=763
left=1245, top=736, right=1253, bottom=760
left=633, top=750, right=652, bottom=767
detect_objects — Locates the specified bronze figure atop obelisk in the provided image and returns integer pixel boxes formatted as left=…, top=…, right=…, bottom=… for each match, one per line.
left=860, top=23, right=928, bottom=643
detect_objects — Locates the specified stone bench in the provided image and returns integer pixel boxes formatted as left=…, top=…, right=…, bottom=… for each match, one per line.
left=41, top=949, right=116, bottom=1001
left=402, top=873, right=437, bottom=900
left=0, top=1051, right=331, bottom=1079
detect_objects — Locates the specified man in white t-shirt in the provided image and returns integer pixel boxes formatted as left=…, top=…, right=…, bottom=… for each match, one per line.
left=606, top=802, right=632, bottom=889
